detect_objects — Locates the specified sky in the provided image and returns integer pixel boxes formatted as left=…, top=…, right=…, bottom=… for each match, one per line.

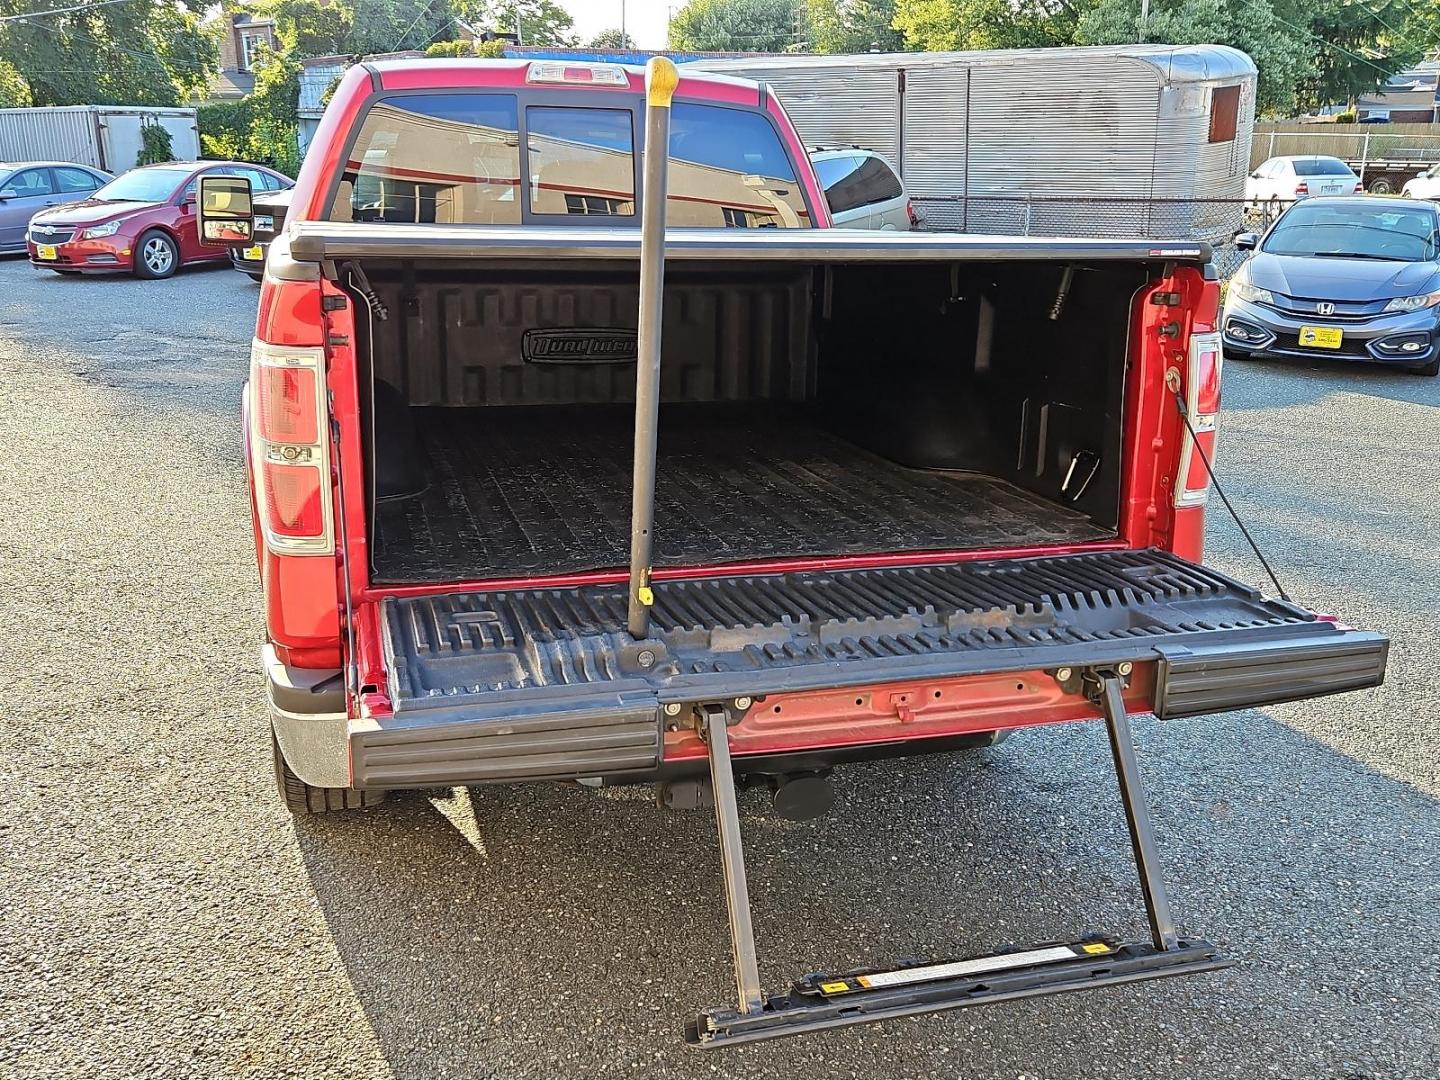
left=559, top=0, right=675, bottom=50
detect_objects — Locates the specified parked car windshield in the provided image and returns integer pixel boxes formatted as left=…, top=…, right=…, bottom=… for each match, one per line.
left=92, top=168, right=191, bottom=203
left=1292, top=158, right=1353, bottom=177
left=1263, top=201, right=1439, bottom=262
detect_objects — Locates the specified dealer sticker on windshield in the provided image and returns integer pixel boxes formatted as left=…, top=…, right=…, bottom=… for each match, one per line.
left=1298, top=325, right=1343, bottom=349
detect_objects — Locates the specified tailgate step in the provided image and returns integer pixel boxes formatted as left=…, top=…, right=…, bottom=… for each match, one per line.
left=690, top=938, right=1230, bottom=1047
left=684, top=673, right=1234, bottom=1048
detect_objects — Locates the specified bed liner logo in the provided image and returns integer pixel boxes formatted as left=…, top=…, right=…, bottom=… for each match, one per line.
left=523, top=328, right=638, bottom=364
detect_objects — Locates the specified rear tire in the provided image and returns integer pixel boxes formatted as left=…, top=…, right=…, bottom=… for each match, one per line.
left=134, top=229, right=178, bottom=280
left=272, top=730, right=386, bottom=814
left=1367, top=175, right=1397, bottom=195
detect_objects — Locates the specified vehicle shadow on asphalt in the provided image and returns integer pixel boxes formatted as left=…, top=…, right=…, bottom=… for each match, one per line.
left=290, top=714, right=1440, bottom=1079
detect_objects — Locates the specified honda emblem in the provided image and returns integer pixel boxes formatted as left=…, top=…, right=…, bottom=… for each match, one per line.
left=1316, top=302, right=1335, bottom=316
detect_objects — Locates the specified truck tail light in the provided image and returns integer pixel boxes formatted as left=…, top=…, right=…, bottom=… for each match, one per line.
left=1175, top=331, right=1223, bottom=508
left=250, top=339, right=332, bottom=554
left=1354, top=182, right=1364, bottom=193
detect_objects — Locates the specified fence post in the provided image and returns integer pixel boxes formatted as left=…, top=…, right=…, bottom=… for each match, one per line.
left=1268, top=131, right=1275, bottom=159
left=1023, top=194, right=1032, bottom=236
left=1362, top=130, right=1371, bottom=181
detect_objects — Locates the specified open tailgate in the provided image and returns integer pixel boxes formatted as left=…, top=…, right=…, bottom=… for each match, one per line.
left=350, top=548, right=1386, bottom=787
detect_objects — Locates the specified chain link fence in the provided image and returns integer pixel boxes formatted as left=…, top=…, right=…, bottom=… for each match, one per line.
left=913, top=196, right=1294, bottom=280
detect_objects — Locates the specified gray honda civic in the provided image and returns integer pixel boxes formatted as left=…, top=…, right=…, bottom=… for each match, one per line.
left=1223, top=195, right=1440, bottom=376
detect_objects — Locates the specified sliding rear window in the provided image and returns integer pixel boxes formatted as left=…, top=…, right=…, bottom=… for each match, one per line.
left=331, top=93, right=811, bottom=228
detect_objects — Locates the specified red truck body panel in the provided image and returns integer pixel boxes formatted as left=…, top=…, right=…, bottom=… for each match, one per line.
left=252, top=60, right=1219, bottom=753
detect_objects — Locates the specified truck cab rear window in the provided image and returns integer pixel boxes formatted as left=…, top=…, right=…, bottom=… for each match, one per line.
left=331, top=93, right=810, bottom=228
left=331, top=94, right=522, bottom=225
left=528, top=106, right=636, bottom=216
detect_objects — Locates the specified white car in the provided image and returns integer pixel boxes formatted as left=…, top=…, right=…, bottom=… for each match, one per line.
left=1402, top=164, right=1440, bottom=201
left=809, top=148, right=915, bottom=230
left=1245, top=156, right=1362, bottom=209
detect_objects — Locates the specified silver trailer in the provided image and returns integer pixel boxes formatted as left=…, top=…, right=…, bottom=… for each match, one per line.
left=0, top=105, right=200, bottom=173
left=695, top=45, right=1257, bottom=243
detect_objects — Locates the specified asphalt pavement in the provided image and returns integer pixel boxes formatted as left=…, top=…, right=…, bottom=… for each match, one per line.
left=0, top=255, right=1437, bottom=1080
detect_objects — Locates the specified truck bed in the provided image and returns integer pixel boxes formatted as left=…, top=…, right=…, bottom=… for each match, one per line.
left=370, top=404, right=1113, bottom=583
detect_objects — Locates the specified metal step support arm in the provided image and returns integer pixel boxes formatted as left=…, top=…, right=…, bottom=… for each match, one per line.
left=686, top=669, right=1230, bottom=1047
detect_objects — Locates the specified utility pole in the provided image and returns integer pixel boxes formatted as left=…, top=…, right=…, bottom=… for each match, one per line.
left=1139, top=0, right=1149, bottom=42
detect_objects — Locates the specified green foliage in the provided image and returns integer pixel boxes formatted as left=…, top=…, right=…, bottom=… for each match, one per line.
left=805, top=0, right=902, bottom=53
left=668, top=0, right=801, bottom=51
left=135, top=121, right=174, bottom=165
left=1332, top=109, right=1356, bottom=123
left=254, top=0, right=353, bottom=56
left=424, top=36, right=508, bottom=56
left=588, top=27, right=636, bottom=49
left=0, top=0, right=218, bottom=106
left=893, top=0, right=1088, bottom=51
left=1297, top=0, right=1420, bottom=108
left=0, top=59, right=31, bottom=107
left=347, top=0, right=457, bottom=54
left=458, top=0, right=575, bottom=45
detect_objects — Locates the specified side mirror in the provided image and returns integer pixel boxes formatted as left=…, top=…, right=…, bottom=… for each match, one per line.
left=198, top=174, right=253, bottom=246
left=1234, top=232, right=1259, bottom=251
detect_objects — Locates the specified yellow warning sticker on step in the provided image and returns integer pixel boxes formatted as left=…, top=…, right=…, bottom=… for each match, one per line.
left=819, top=981, right=851, bottom=995
left=1081, top=942, right=1111, bottom=955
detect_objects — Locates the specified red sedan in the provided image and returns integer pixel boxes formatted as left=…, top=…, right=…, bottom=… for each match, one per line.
left=26, top=160, right=292, bottom=279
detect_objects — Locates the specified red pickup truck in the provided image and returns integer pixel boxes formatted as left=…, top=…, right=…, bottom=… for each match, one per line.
left=211, top=57, right=1387, bottom=1048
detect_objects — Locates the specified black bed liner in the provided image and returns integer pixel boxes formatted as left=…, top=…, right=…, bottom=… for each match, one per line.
left=371, top=405, right=1111, bottom=582
left=377, top=548, right=1385, bottom=720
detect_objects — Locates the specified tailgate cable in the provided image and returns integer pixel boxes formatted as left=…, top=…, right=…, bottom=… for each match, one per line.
left=344, top=262, right=388, bottom=322
left=1172, top=390, right=1292, bottom=603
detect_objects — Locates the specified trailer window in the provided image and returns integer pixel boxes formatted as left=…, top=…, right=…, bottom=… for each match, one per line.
left=1209, top=85, right=1240, bottom=143
left=527, top=106, right=636, bottom=216
left=330, top=94, right=522, bottom=225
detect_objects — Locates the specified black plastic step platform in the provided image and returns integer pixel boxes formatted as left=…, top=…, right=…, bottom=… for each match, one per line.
left=688, top=937, right=1232, bottom=1048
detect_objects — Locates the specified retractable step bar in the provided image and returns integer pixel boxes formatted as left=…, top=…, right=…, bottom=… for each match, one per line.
left=685, top=670, right=1234, bottom=1048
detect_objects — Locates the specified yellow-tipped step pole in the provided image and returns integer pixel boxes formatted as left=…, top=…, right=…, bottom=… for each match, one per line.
left=627, top=56, right=680, bottom=640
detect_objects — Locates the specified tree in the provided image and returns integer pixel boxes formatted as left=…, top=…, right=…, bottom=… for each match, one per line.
left=894, top=0, right=1089, bottom=51
left=1292, top=0, right=1421, bottom=108
left=588, top=27, right=637, bottom=49
left=0, top=0, right=218, bottom=106
left=805, top=0, right=902, bottom=52
left=668, top=0, right=801, bottom=51
left=347, top=0, right=457, bottom=55
left=254, top=0, right=353, bottom=57
left=458, top=0, right=576, bottom=45
left=0, top=59, right=30, bottom=107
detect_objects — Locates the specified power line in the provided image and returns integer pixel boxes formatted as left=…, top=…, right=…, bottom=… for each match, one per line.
left=0, top=0, right=140, bottom=23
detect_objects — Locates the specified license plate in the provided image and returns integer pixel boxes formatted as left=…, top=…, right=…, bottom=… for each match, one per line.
left=243, top=245, right=263, bottom=260
left=36, top=244, right=57, bottom=261
left=1298, top=325, right=1343, bottom=349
